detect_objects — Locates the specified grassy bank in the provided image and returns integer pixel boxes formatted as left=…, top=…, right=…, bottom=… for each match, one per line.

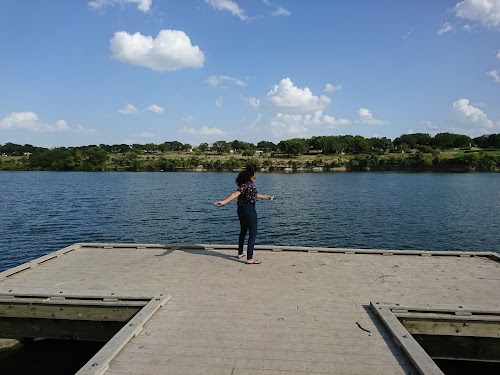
left=2, top=148, right=499, bottom=172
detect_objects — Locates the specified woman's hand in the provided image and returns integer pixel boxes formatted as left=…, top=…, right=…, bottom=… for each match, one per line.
left=257, top=194, right=274, bottom=200
left=215, top=191, right=240, bottom=207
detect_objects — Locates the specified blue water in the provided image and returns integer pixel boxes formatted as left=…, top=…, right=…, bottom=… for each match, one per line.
left=0, top=171, right=499, bottom=271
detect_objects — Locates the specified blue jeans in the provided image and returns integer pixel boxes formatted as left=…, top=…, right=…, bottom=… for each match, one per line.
left=237, top=204, right=257, bottom=260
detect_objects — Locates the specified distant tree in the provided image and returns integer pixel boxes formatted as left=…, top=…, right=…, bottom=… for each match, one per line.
left=130, top=144, right=143, bottom=152
left=257, top=141, right=277, bottom=153
left=398, top=143, right=410, bottom=152
left=414, top=133, right=432, bottom=146
left=308, top=136, right=322, bottom=151
left=417, top=145, right=434, bottom=153
left=144, top=143, right=158, bottom=152
left=474, top=134, right=500, bottom=148
left=432, top=133, right=457, bottom=149
left=369, top=137, right=393, bottom=152
left=0, top=142, right=46, bottom=156
left=309, top=136, right=331, bottom=153
left=158, top=141, right=184, bottom=152
left=350, top=136, right=370, bottom=154
left=311, top=136, right=347, bottom=154
left=197, top=143, right=209, bottom=152
left=394, top=133, right=431, bottom=149
left=81, top=146, right=108, bottom=171
left=231, top=140, right=254, bottom=151
left=123, top=151, right=141, bottom=171
left=231, top=140, right=256, bottom=155
left=99, top=144, right=110, bottom=152
left=0, top=142, right=22, bottom=155
left=340, top=136, right=358, bottom=154
left=453, top=134, right=472, bottom=148
left=27, top=151, right=52, bottom=169
left=473, top=135, right=489, bottom=148
left=330, top=137, right=348, bottom=154
left=490, top=134, right=500, bottom=148
left=100, top=144, right=130, bottom=153
left=212, top=140, right=230, bottom=154
left=278, top=138, right=309, bottom=156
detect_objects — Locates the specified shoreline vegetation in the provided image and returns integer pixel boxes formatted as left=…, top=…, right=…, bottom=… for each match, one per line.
left=1, top=133, right=499, bottom=173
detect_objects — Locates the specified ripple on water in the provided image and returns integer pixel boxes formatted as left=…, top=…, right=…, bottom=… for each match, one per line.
left=0, top=171, right=499, bottom=271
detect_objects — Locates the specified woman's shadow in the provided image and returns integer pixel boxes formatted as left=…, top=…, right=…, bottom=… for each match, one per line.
left=155, top=246, right=244, bottom=263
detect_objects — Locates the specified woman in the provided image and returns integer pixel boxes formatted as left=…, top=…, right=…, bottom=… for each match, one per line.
left=215, top=164, right=273, bottom=264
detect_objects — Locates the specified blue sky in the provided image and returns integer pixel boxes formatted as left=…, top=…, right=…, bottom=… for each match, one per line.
left=0, top=0, right=499, bottom=148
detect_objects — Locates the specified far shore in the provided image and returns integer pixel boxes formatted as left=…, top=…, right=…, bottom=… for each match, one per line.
left=1, top=147, right=499, bottom=173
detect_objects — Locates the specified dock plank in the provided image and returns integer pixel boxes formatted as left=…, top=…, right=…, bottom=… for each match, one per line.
left=0, top=244, right=499, bottom=374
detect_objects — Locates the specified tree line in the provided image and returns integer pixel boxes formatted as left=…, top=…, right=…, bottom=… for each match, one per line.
left=0, top=132, right=499, bottom=172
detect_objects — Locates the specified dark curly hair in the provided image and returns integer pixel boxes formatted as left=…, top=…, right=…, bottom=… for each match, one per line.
left=236, top=164, right=257, bottom=186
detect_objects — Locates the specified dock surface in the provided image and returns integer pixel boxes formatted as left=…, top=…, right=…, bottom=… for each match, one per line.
left=0, top=244, right=499, bottom=375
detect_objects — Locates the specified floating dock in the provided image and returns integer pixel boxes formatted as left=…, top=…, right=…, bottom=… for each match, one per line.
left=0, top=243, right=499, bottom=375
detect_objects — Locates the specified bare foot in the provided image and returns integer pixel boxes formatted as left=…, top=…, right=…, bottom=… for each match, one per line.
left=234, top=254, right=245, bottom=259
left=246, top=259, right=262, bottom=264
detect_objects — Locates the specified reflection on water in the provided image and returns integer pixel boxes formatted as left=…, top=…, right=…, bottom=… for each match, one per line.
left=0, top=171, right=499, bottom=271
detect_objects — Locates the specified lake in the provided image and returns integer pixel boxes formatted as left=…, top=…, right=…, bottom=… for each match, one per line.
left=0, top=171, right=499, bottom=272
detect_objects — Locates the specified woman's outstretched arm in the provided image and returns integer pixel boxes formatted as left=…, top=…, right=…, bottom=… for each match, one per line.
left=214, top=191, right=241, bottom=206
left=257, top=194, right=273, bottom=200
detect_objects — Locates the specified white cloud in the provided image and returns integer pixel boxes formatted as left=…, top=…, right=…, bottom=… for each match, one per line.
left=323, top=83, right=342, bottom=93
left=75, top=124, right=96, bottom=134
left=205, top=0, right=248, bottom=21
left=249, top=113, right=263, bottom=128
left=55, top=120, right=69, bottom=129
left=421, top=120, right=440, bottom=130
left=452, top=98, right=494, bottom=128
left=182, top=115, right=195, bottom=123
left=487, top=69, right=500, bottom=82
left=110, top=30, right=205, bottom=71
left=0, top=112, right=71, bottom=132
left=262, top=0, right=290, bottom=17
left=270, top=110, right=351, bottom=137
left=357, top=108, right=388, bottom=125
left=321, top=114, right=351, bottom=126
left=147, top=104, right=164, bottom=113
left=497, top=49, right=500, bottom=59
left=216, top=96, right=223, bottom=108
left=88, top=0, right=152, bottom=13
left=243, top=96, right=261, bottom=110
left=438, top=22, right=454, bottom=35
left=403, top=27, right=413, bottom=39
left=266, top=78, right=331, bottom=113
left=178, top=126, right=226, bottom=136
left=119, top=104, right=138, bottom=114
left=454, top=0, right=500, bottom=29
left=0, top=111, right=38, bottom=129
left=270, top=113, right=308, bottom=137
left=204, top=75, right=247, bottom=87
left=140, top=131, right=154, bottom=138
left=272, top=7, right=291, bottom=16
